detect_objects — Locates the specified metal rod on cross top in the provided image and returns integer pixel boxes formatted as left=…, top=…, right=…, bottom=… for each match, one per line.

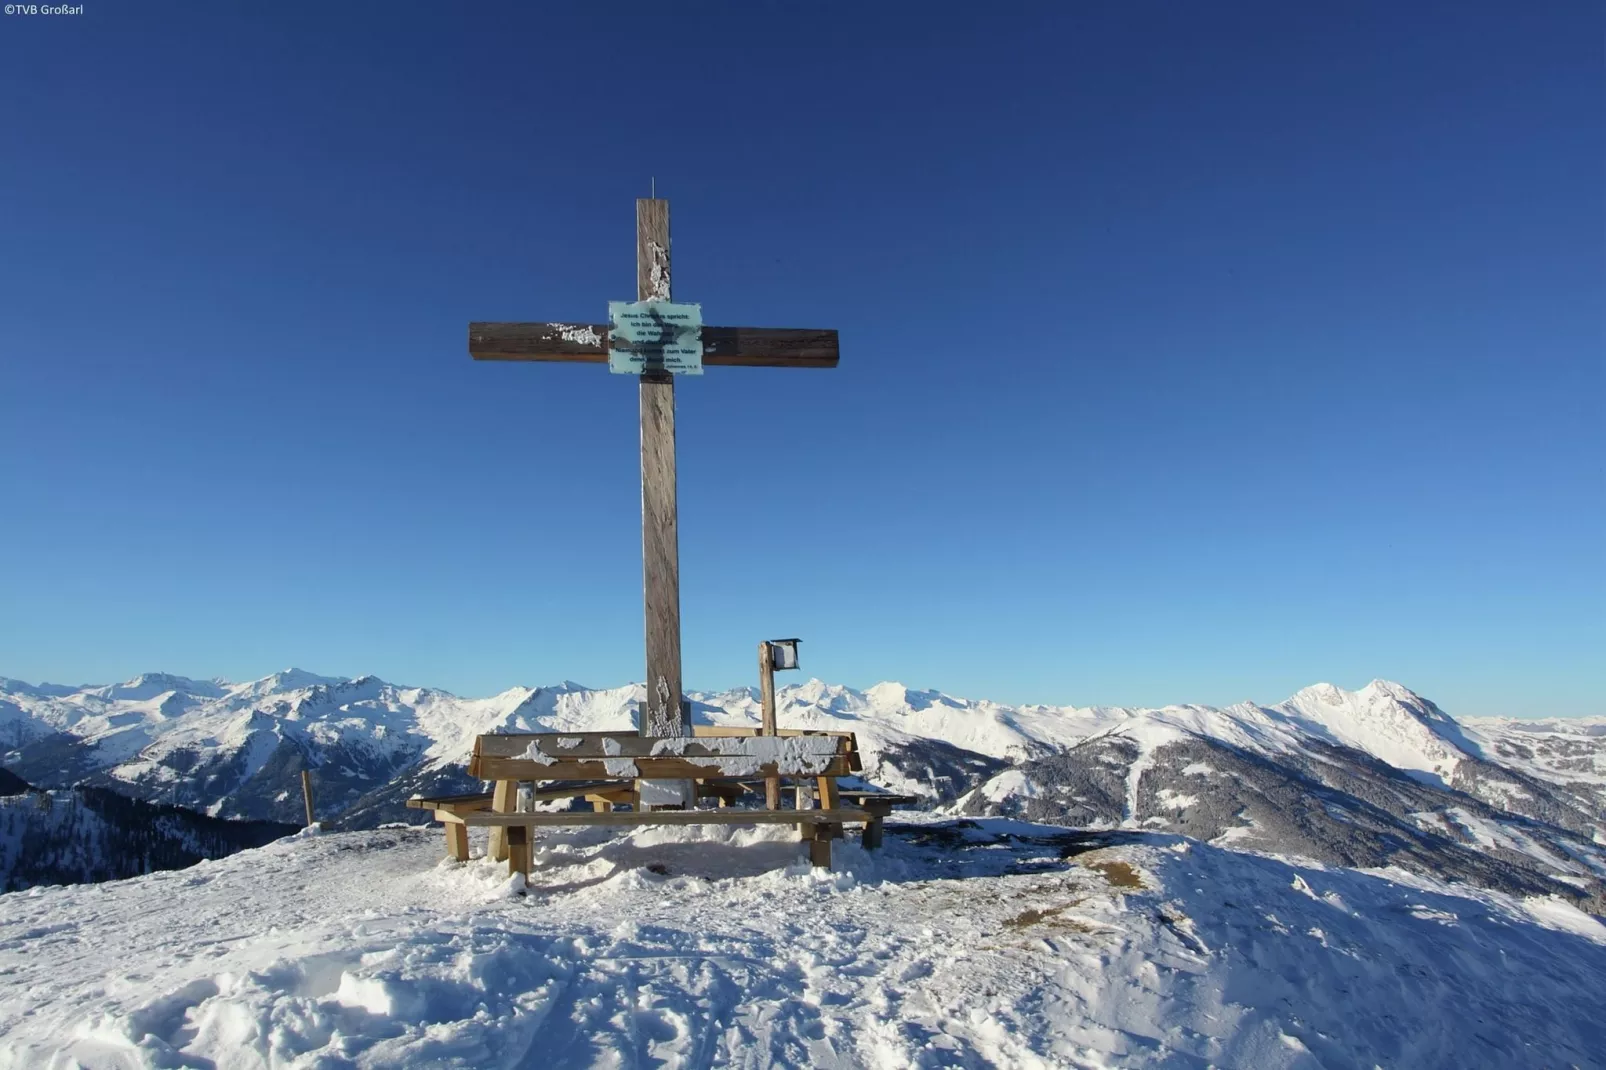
left=467, top=199, right=840, bottom=745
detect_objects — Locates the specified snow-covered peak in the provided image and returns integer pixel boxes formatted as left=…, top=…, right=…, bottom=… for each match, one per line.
left=88, top=673, right=226, bottom=702
left=0, top=677, right=88, bottom=698
left=3, top=667, right=1585, bottom=811
left=1274, top=679, right=1470, bottom=784
left=227, top=668, right=349, bottom=700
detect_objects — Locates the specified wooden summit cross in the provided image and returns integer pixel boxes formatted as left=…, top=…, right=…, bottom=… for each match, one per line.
left=469, top=197, right=839, bottom=744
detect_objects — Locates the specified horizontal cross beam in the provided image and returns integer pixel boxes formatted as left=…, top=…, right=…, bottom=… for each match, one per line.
left=469, top=322, right=839, bottom=368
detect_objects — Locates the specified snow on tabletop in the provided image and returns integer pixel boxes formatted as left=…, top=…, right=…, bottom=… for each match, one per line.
left=649, top=734, right=840, bottom=776
left=601, top=757, right=639, bottom=778
left=2, top=820, right=1600, bottom=1069
left=515, top=741, right=557, bottom=765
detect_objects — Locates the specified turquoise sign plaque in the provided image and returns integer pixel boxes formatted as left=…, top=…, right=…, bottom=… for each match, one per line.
left=608, top=301, right=703, bottom=375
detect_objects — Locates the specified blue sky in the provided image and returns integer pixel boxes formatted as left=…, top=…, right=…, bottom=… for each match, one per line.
left=1, top=3, right=1600, bottom=717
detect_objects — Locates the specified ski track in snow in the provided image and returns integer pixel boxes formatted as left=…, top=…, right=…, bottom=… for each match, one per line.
left=0, top=819, right=1603, bottom=1069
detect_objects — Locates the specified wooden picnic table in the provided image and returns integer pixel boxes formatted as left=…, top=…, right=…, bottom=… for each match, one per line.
left=409, top=727, right=908, bottom=876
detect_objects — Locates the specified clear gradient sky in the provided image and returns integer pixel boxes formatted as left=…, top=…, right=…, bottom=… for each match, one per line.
left=1, top=3, right=1601, bottom=717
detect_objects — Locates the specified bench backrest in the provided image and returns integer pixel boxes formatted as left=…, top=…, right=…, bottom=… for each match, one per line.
left=470, top=729, right=860, bottom=781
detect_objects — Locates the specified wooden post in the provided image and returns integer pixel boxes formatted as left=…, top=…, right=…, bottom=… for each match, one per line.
left=638, top=197, right=686, bottom=739
left=506, top=825, right=531, bottom=880
left=807, top=824, right=833, bottom=869
left=445, top=821, right=470, bottom=862
left=300, top=769, right=315, bottom=827
left=759, top=641, right=781, bottom=809
left=816, top=776, right=842, bottom=840
left=488, top=778, right=517, bottom=862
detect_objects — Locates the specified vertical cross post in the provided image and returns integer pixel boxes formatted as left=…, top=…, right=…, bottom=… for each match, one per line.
left=759, top=641, right=781, bottom=809
left=636, top=198, right=686, bottom=738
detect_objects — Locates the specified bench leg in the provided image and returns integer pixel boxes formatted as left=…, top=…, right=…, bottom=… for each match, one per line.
left=816, top=777, right=843, bottom=839
left=863, top=816, right=884, bottom=851
left=445, top=820, right=470, bottom=862
left=592, top=799, right=610, bottom=813
left=507, top=824, right=531, bottom=881
left=488, top=779, right=517, bottom=862
left=807, top=825, right=833, bottom=870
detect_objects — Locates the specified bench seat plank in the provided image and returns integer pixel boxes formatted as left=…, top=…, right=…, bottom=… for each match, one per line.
left=406, top=793, right=493, bottom=813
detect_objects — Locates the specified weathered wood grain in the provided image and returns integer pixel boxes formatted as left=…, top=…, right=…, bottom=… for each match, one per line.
left=808, top=825, right=833, bottom=868
left=468, top=323, right=840, bottom=368
left=445, top=821, right=470, bottom=862
left=759, top=642, right=781, bottom=810
left=406, top=792, right=494, bottom=810
left=638, top=198, right=686, bottom=741
left=637, top=198, right=671, bottom=302
left=640, top=374, right=683, bottom=735
left=488, top=777, right=517, bottom=862
left=506, top=825, right=531, bottom=879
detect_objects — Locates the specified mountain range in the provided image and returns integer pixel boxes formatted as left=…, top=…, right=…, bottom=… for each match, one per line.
left=2, top=670, right=1602, bottom=910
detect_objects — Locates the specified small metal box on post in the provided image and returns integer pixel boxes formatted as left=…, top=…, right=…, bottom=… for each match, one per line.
left=758, top=638, right=801, bottom=809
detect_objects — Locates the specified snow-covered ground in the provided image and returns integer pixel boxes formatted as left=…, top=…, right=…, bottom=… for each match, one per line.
left=2, top=817, right=1602, bottom=1069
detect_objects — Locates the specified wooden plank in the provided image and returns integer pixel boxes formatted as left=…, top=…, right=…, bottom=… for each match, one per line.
left=468, top=323, right=840, bottom=369
left=507, top=825, right=531, bottom=880
left=437, top=807, right=875, bottom=828
left=430, top=798, right=495, bottom=815
left=836, top=790, right=920, bottom=805
left=695, top=781, right=747, bottom=802
left=300, top=770, right=315, bottom=827
left=445, top=821, right=470, bottom=862
left=406, top=792, right=494, bottom=810
left=759, top=642, right=780, bottom=811
left=528, top=780, right=631, bottom=802
left=691, top=726, right=855, bottom=740
left=488, top=778, right=516, bottom=862
left=637, top=197, right=686, bottom=741
left=473, top=731, right=853, bottom=757
left=474, top=754, right=853, bottom=782
left=817, top=777, right=843, bottom=841
left=808, top=826, right=833, bottom=869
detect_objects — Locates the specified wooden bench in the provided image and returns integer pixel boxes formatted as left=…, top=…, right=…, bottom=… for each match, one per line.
left=835, top=789, right=920, bottom=849
left=411, top=727, right=885, bottom=876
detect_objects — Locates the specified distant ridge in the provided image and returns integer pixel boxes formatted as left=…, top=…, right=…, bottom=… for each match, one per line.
left=1, top=670, right=1602, bottom=910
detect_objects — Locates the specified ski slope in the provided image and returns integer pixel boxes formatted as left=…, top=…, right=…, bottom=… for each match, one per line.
left=0, top=817, right=1601, bottom=1069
